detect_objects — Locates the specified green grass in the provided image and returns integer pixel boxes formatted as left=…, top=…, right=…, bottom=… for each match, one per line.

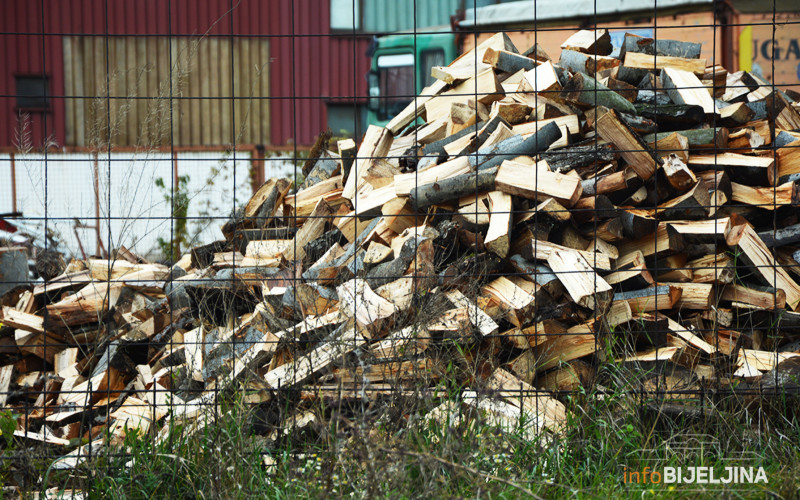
left=18, top=376, right=799, bottom=500
left=5, top=335, right=799, bottom=499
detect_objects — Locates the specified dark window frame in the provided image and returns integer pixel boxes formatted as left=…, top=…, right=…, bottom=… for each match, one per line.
left=15, top=74, right=51, bottom=112
left=419, top=48, right=446, bottom=88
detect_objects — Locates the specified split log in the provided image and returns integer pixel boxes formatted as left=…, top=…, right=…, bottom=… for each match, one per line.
left=483, top=47, right=537, bottom=73
left=614, top=285, right=682, bottom=313
left=730, top=181, right=799, bottom=210
left=343, top=125, right=393, bottom=200
left=726, top=216, right=800, bottom=310
left=283, top=199, right=333, bottom=262
left=766, top=91, right=800, bottom=131
left=561, top=29, right=612, bottom=55
left=470, top=121, right=563, bottom=170
left=547, top=249, right=612, bottom=310
left=661, top=153, right=696, bottom=189
left=623, top=52, right=706, bottom=75
left=604, top=253, right=654, bottom=291
left=485, top=191, right=513, bottom=257
left=518, top=61, right=561, bottom=94
left=643, top=128, right=729, bottom=151
left=409, top=168, right=497, bottom=209
left=481, top=276, right=536, bottom=327
left=689, top=153, right=775, bottom=186
left=635, top=104, right=705, bottom=132
left=445, top=289, right=499, bottom=337
left=618, top=223, right=684, bottom=260
left=558, top=50, right=619, bottom=75
left=596, top=108, right=662, bottom=180
left=669, top=282, right=714, bottom=310
left=561, top=72, right=635, bottom=114
left=656, top=179, right=710, bottom=220
left=495, top=159, right=583, bottom=207
left=619, top=33, right=702, bottom=60
left=661, top=67, right=717, bottom=115
left=688, top=253, right=734, bottom=284
left=540, top=143, right=616, bottom=173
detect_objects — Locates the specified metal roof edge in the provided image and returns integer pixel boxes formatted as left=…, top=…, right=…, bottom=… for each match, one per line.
left=458, top=0, right=715, bottom=28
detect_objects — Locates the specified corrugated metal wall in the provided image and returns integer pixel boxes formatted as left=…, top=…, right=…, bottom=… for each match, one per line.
left=0, top=0, right=371, bottom=148
left=361, top=0, right=461, bottom=32
left=62, top=36, right=270, bottom=147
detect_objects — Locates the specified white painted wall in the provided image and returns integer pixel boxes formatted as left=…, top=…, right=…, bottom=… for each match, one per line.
left=4, top=150, right=298, bottom=261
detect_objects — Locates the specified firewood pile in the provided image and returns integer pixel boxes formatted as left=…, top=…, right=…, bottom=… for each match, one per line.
left=2, top=29, right=800, bottom=468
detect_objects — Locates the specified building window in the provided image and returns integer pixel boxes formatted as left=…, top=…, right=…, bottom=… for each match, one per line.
left=16, top=75, right=49, bottom=111
left=420, top=49, right=446, bottom=87
left=330, top=0, right=360, bottom=31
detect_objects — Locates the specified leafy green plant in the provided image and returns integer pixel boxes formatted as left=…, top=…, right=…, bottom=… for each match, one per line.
left=0, top=410, right=17, bottom=447
left=155, top=174, right=191, bottom=261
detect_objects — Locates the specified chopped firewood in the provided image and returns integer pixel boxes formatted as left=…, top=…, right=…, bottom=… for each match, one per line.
left=661, top=153, right=696, bottom=190
left=561, top=72, right=635, bottom=114
left=661, top=67, right=717, bottom=115
left=264, top=324, right=367, bottom=389
left=725, top=215, right=800, bottom=310
left=720, top=102, right=755, bottom=126
left=495, top=159, right=583, bottom=207
left=561, top=29, right=612, bottom=55
left=283, top=199, right=333, bottom=262
left=538, top=360, right=595, bottom=392
left=722, top=283, right=785, bottom=310
left=730, top=181, right=799, bottom=209
left=486, top=368, right=567, bottom=433
left=484, top=191, right=513, bottom=257
left=343, top=125, right=393, bottom=200
left=689, top=153, right=775, bottom=186
left=650, top=132, right=689, bottom=162
left=12, top=27, right=800, bottom=469
left=518, top=60, right=561, bottom=94
left=619, top=33, right=702, bottom=60
left=481, top=276, right=536, bottom=327
left=615, top=285, right=682, bottom=313
left=547, top=249, right=612, bottom=310
left=766, top=91, right=800, bottom=131
left=669, top=282, right=714, bottom=310
left=559, top=50, right=620, bottom=76
left=596, top=108, right=662, bottom=180
left=623, top=52, right=706, bottom=75
left=605, top=257, right=654, bottom=291
left=688, top=253, right=734, bottom=284
left=483, top=47, right=537, bottom=73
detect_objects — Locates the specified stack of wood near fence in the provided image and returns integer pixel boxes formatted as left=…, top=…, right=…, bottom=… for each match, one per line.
left=2, top=29, right=800, bottom=467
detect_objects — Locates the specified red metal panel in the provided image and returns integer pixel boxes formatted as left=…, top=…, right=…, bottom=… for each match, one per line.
left=266, top=0, right=369, bottom=146
left=1, top=0, right=370, bottom=147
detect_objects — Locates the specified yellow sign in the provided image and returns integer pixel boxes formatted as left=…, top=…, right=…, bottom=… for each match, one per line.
left=739, top=25, right=753, bottom=72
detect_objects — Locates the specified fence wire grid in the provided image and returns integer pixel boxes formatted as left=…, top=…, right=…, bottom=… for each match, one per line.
left=1, top=0, right=800, bottom=495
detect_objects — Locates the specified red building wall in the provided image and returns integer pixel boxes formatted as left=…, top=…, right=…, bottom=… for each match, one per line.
left=0, top=0, right=370, bottom=148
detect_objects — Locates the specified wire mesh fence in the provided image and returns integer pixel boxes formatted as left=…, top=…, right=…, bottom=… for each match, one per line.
left=1, top=0, right=800, bottom=496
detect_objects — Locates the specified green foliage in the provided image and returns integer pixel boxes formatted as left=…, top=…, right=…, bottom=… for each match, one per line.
left=155, top=174, right=191, bottom=262
left=0, top=410, right=17, bottom=447
left=31, top=381, right=800, bottom=499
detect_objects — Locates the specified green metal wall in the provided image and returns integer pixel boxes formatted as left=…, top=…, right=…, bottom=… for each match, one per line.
left=361, top=0, right=503, bottom=32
